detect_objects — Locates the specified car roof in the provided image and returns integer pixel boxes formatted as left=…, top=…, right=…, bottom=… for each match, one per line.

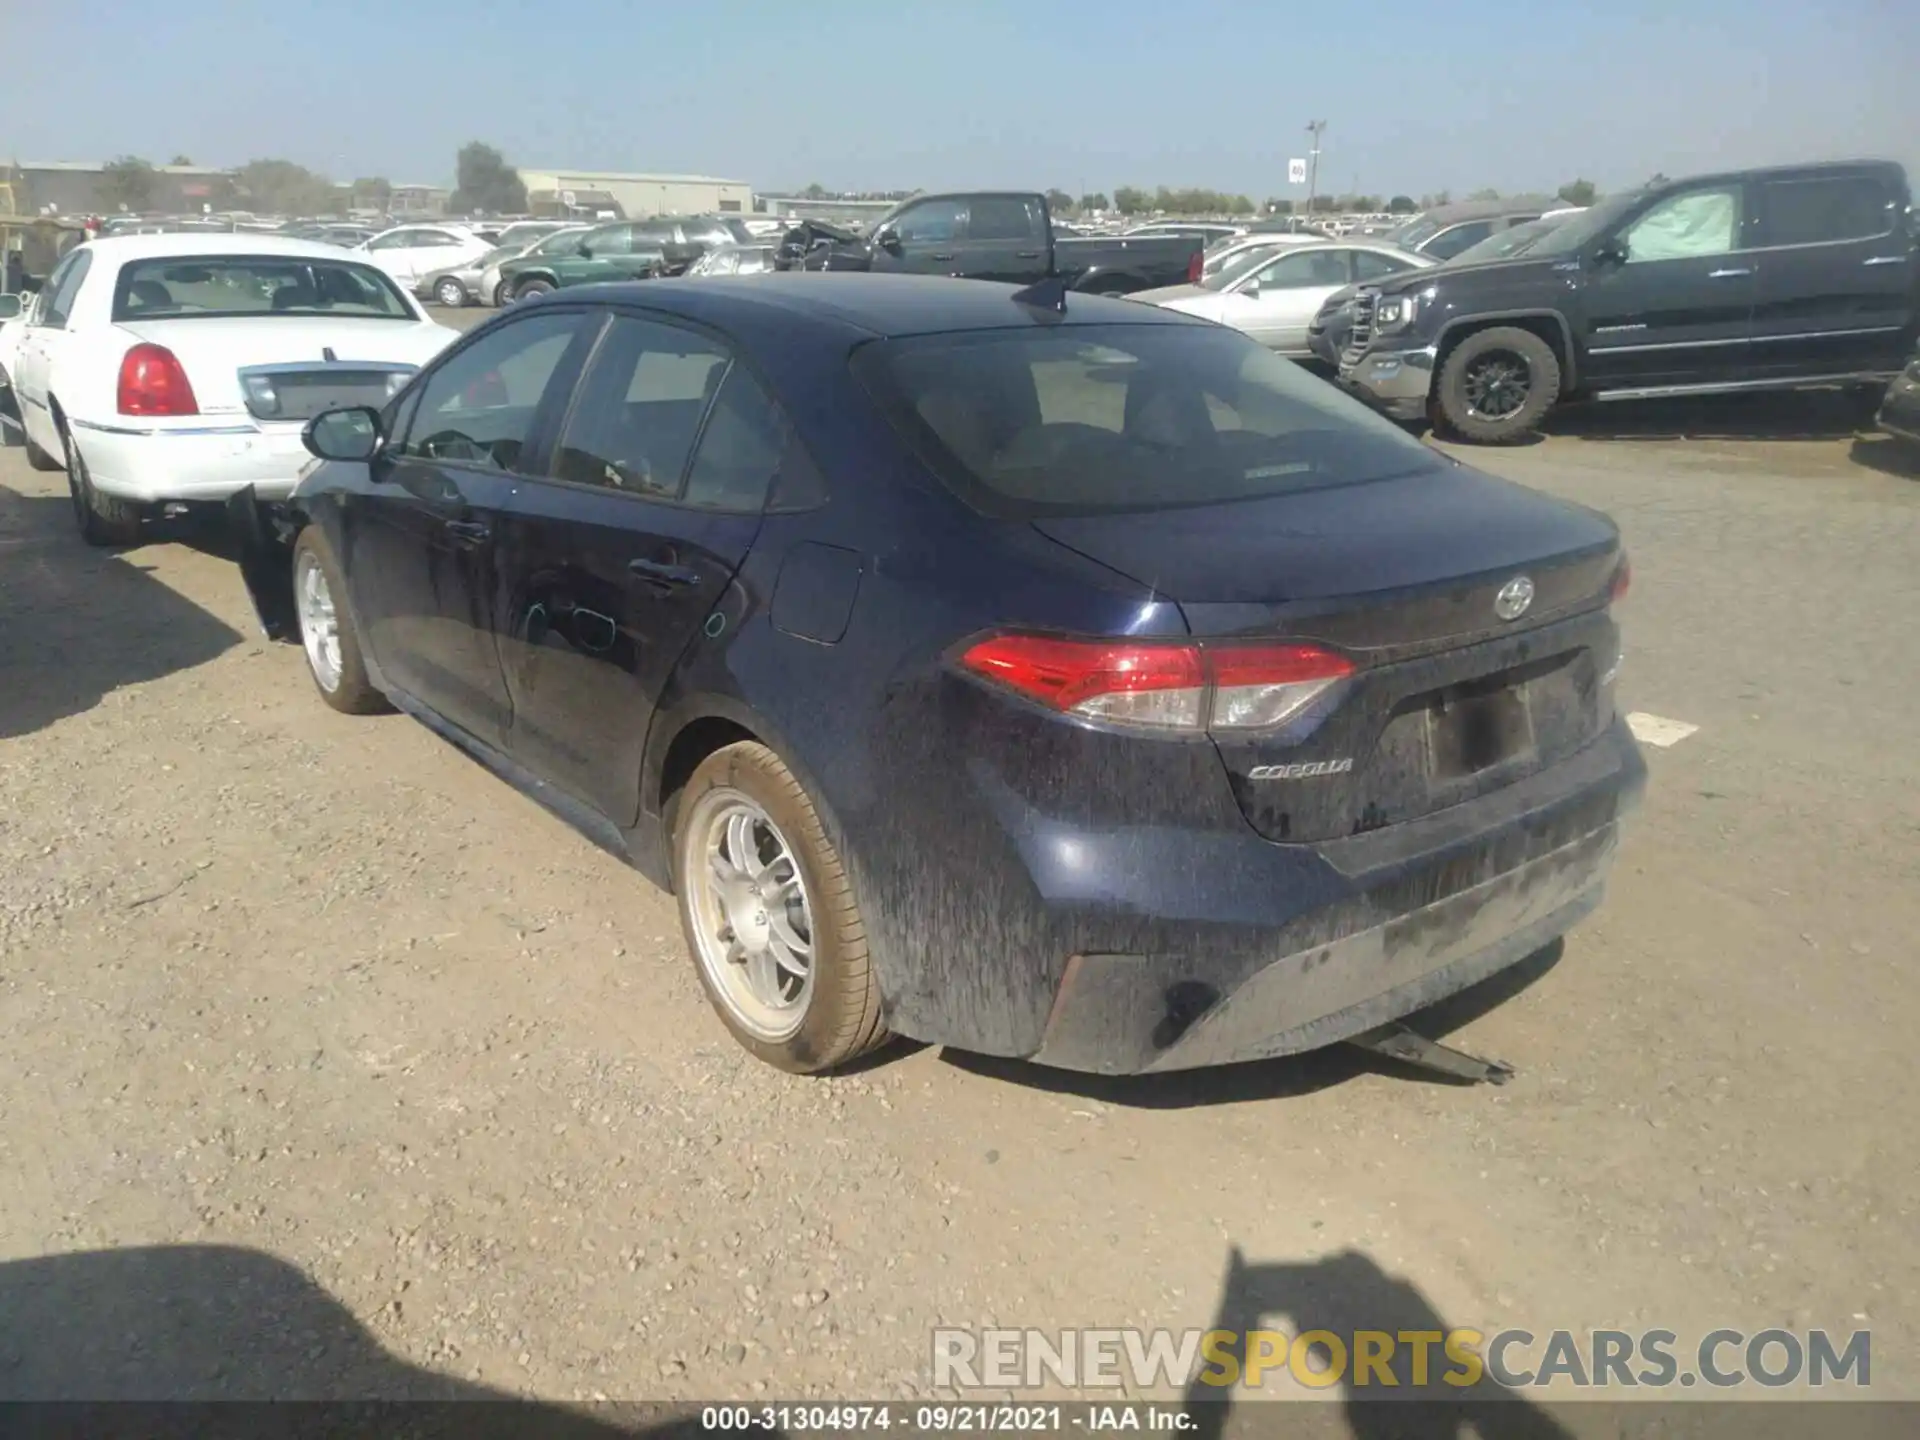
left=549, top=272, right=1203, bottom=341
left=74, top=232, right=393, bottom=262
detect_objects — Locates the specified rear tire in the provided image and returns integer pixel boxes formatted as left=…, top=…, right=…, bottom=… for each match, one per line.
left=434, top=277, right=468, bottom=308
left=62, top=424, right=141, bottom=546
left=513, top=277, right=555, bottom=301
left=291, top=526, right=390, bottom=715
left=670, top=741, right=888, bottom=1074
left=1435, top=326, right=1562, bottom=444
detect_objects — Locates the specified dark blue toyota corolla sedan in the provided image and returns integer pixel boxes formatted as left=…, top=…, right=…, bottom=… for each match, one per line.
left=231, top=273, right=1645, bottom=1076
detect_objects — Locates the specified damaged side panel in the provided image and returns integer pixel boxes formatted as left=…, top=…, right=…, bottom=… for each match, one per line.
left=224, top=484, right=300, bottom=641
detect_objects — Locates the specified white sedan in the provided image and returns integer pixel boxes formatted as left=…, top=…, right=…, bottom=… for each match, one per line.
left=354, top=223, right=495, bottom=291
left=1133, top=240, right=1436, bottom=358
left=3, top=233, right=458, bottom=545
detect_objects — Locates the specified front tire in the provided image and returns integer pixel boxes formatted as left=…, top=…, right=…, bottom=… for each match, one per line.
left=434, top=277, right=468, bottom=308
left=1435, top=326, right=1563, bottom=444
left=62, top=424, right=141, bottom=546
left=292, top=527, right=389, bottom=715
left=513, top=277, right=556, bottom=301
left=670, top=741, right=888, bottom=1074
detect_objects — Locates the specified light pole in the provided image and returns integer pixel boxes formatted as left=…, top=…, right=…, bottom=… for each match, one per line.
left=1304, top=120, right=1326, bottom=221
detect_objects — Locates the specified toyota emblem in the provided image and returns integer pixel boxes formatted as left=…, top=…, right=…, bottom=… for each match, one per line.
left=1494, top=576, right=1535, bottom=622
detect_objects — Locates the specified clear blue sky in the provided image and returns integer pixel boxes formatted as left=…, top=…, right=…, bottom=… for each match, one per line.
left=5, top=0, right=1916, bottom=200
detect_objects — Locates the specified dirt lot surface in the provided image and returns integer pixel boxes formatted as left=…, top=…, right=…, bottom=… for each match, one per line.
left=3, top=357, right=1918, bottom=1415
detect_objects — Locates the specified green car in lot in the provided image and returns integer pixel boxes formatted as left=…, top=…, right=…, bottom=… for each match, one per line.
left=495, top=221, right=669, bottom=302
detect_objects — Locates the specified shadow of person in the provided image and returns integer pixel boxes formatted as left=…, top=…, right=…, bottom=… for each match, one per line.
left=0, top=484, right=242, bottom=739
left=942, top=940, right=1565, bottom=1110
left=0, top=1244, right=723, bottom=1438
left=1182, top=1246, right=1573, bottom=1440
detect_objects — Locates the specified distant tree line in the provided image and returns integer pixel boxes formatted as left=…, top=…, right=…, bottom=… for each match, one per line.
left=89, top=140, right=534, bottom=217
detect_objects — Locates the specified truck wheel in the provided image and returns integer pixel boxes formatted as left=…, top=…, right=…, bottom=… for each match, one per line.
left=291, top=526, right=390, bottom=715
left=513, top=277, right=555, bottom=301
left=62, top=424, right=141, bottom=546
left=670, top=741, right=889, bottom=1075
left=1436, top=326, right=1562, bottom=444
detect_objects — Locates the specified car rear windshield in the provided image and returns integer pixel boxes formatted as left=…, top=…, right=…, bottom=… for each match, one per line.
left=111, top=255, right=413, bottom=321
left=851, top=322, right=1444, bottom=517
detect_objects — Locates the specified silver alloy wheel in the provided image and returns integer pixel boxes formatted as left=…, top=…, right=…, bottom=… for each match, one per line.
left=436, top=277, right=465, bottom=307
left=682, top=787, right=815, bottom=1041
left=295, top=549, right=343, bottom=693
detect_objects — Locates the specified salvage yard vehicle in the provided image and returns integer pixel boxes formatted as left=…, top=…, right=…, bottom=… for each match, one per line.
left=797, top=192, right=1205, bottom=295
left=354, top=224, right=494, bottom=291
left=1306, top=213, right=1583, bottom=368
left=1382, top=198, right=1560, bottom=261
left=494, top=222, right=669, bottom=302
left=230, top=273, right=1643, bottom=1077
left=6, top=233, right=458, bottom=544
left=1878, top=347, right=1920, bottom=447
left=1338, top=160, right=1920, bottom=442
left=1134, top=240, right=1434, bottom=360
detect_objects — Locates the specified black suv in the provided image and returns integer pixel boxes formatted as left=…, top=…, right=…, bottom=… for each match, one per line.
left=1337, top=161, right=1920, bottom=442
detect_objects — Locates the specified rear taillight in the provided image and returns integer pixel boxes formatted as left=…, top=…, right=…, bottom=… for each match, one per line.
left=958, top=634, right=1355, bottom=734
left=1609, top=555, right=1631, bottom=603
left=1187, top=251, right=1204, bottom=283
left=117, top=343, right=199, bottom=416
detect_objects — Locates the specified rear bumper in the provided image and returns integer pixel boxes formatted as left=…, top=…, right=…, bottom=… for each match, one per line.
left=1337, top=345, right=1437, bottom=420
left=1024, top=719, right=1645, bottom=1074
left=1878, top=372, right=1920, bottom=444
left=71, top=420, right=312, bottom=504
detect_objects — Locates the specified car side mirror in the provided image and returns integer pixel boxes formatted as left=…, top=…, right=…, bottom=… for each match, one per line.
left=1594, top=237, right=1629, bottom=266
left=1241, top=278, right=1261, bottom=298
left=575, top=242, right=594, bottom=258
left=0, top=295, right=19, bottom=320
left=303, top=406, right=383, bottom=463
left=875, top=228, right=903, bottom=254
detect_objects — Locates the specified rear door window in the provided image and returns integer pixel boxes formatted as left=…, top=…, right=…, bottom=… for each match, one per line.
left=550, top=315, right=729, bottom=497
left=1759, top=175, right=1896, bottom=246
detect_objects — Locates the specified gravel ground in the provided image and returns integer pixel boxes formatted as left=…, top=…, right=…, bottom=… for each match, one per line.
left=2, top=371, right=1918, bottom=1414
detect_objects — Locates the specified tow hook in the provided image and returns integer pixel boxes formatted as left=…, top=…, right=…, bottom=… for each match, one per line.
left=1349, top=1023, right=1515, bottom=1086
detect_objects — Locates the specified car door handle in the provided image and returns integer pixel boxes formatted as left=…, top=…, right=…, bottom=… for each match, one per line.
left=628, top=557, right=701, bottom=588
left=929, top=252, right=955, bottom=262
left=1863, top=255, right=1905, bottom=267
left=1015, top=250, right=1043, bottom=259
left=444, top=520, right=490, bottom=545
left=1707, top=267, right=1753, bottom=279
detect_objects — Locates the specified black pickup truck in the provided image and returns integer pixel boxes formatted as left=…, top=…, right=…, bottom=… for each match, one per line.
left=779, top=191, right=1203, bottom=295
left=1335, top=160, right=1920, bottom=442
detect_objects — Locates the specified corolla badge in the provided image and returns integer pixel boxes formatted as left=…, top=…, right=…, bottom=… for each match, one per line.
left=1494, top=575, right=1535, bottom=622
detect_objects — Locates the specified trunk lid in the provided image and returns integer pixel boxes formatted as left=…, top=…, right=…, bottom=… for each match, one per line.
left=113, top=317, right=450, bottom=420
left=1032, top=466, right=1623, bottom=843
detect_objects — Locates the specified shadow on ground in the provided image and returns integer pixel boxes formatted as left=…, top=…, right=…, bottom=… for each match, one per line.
left=0, top=483, right=242, bottom=740
left=1849, top=435, right=1920, bottom=479
left=0, top=1244, right=709, bottom=1435
left=1542, top=389, right=1878, bottom=444
left=943, top=939, right=1564, bottom=1107
left=1184, top=1247, right=1574, bottom=1440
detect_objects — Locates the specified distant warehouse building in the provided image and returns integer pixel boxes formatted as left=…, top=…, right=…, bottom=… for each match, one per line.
left=516, top=169, right=753, bottom=220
